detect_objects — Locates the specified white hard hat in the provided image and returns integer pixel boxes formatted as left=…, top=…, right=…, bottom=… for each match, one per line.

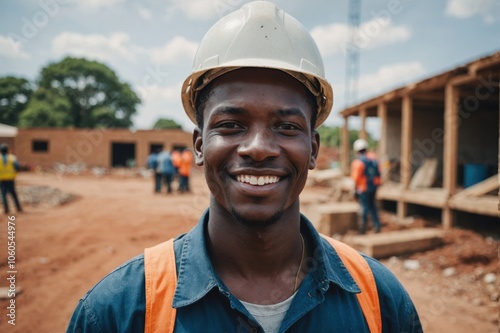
left=181, top=0, right=333, bottom=128
left=353, top=139, right=368, bottom=152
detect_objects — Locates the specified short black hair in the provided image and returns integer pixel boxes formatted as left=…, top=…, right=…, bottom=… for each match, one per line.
left=195, top=81, right=318, bottom=131
left=0, top=144, right=8, bottom=153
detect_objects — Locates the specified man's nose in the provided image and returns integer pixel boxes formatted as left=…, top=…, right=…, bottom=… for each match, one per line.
left=237, top=128, right=280, bottom=161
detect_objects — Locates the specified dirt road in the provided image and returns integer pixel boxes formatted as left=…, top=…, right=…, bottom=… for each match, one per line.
left=0, top=171, right=497, bottom=332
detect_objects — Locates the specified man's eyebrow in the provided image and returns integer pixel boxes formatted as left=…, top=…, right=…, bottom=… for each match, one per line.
left=211, top=106, right=248, bottom=117
left=274, top=108, right=308, bottom=120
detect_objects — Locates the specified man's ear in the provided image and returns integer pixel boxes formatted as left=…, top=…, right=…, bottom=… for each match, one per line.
left=193, top=127, right=204, bottom=166
left=309, top=130, right=320, bottom=170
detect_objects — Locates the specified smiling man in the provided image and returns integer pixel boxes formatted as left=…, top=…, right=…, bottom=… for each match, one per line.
left=67, top=2, right=422, bottom=332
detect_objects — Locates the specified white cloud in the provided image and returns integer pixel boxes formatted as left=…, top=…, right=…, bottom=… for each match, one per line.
left=0, top=35, right=30, bottom=59
left=311, top=23, right=350, bottom=57
left=52, top=32, right=136, bottom=62
left=77, top=0, right=126, bottom=9
left=164, top=0, right=216, bottom=20
left=165, top=0, right=253, bottom=20
left=134, top=82, right=194, bottom=130
left=146, top=36, right=198, bottom=64
left=356, top=61, right=426, bottom=99
left=446, top=0, right=499, bottom=23
left=139, top=6, right=152, bottom=21
left=311, top=19, right=411, bottom=57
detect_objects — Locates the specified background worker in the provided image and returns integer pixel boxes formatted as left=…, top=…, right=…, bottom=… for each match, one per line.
left=351, top=138, right=382, bottom=234
left=178, top=148, right=193, bottom=193
left=171, top=148, right=181, bottom=191
left=67, top=2, right=421, bottom=332
left=0, top=144, right=22, bottom=215
left=146, top=148, right=162, bottom=193
left=157, top=148, right=176, bottom=194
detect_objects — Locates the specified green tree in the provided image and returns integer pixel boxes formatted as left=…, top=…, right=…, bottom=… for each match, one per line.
left=153, top=118, right=183, bottom=130
left=0, top=76, right=32, bottom=126
left=317, top=125, right=341, bottom=147
left=23, top=57, right=140, bottom=128
left=19, top=88, right=72, bottom=127
left=317, top=125, right=378, bottom=149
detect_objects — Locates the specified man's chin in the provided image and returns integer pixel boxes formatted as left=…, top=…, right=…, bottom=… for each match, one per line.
left=230, top=208, right=284, bottom=228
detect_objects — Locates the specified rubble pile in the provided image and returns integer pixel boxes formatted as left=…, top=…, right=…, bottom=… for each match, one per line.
left=16, top=185, right=78, bottom=208
left=306, top=168, right=355, bottom=202
left=384, top=227, right=499, bottom=311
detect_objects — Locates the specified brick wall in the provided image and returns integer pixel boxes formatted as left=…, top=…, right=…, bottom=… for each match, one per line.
left=15, top=128, right=193, bottom=168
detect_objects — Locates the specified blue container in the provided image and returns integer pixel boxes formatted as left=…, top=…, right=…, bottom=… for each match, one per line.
left=463, top=163, right=488, bottom=188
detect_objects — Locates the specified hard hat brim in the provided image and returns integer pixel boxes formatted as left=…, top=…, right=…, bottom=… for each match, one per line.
left=181, top=66, right=333, bottom=129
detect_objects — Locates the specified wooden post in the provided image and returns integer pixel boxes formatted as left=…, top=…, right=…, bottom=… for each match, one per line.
left=377, top=103, right=388, bottom=181
left=360, top=107, right=367, bottom=140
left=398, top=96, right=413, bottom=222
left=342, top=117, right=350, bottom=176
left=442, top=83, right=459, bottom=229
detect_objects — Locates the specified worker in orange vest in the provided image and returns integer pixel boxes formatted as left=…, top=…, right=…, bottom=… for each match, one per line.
left=0, top=144, right=23, bottom=214
left=178, top=148, right=193, bottom=193
left=170, top=149, right=182, bottom=191
left=351, top=139, right=381, bottom=234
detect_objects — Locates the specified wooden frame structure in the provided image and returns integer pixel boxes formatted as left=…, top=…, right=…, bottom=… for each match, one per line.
left=340, top=51, right=500, bottom=228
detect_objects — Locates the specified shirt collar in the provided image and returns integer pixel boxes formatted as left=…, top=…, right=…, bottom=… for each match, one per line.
left=172, top=209, right=360, bottom=308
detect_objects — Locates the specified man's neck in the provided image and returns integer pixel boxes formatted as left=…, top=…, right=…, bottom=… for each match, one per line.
left=206, top=201, right=306, bottom=303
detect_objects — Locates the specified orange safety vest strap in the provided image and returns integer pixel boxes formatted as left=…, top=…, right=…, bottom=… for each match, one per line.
left=144, top=236, right=381, bottom=333
left=322, top=235, right=382, bottom=333
left=144, top=239, right=177, bottom=333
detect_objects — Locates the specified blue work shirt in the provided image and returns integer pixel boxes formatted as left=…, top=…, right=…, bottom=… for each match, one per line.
left=66, top=210, right=422, bottom=333
left=157, top=151, right=175, bottom=175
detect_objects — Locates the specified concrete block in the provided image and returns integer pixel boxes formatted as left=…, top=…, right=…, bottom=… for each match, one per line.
left=345, top=228, right=444, bottom=259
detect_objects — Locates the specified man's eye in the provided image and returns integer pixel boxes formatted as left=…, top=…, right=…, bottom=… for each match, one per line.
left=218, top=122, right=241, bottom=129
left=277, top=123, right=299, bottom=130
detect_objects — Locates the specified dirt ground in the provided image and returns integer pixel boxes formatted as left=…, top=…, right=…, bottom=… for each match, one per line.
left=0, top=170, right=498, bottom=333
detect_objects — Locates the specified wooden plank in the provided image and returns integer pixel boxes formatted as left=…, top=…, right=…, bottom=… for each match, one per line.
left=403, top=188, right=448, bottom=208
left=409, top=158, right=438, bottom=189
left=346, top=228, right=444, bottom=259
left=377, top=182, right=403, bottom=201
left=453, top=175, right=499, bottom=198
left=448, top=196, right=499, bottom=217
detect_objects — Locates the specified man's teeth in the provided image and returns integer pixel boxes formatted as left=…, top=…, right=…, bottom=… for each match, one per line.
left=236, top=175, right=280, bottom=186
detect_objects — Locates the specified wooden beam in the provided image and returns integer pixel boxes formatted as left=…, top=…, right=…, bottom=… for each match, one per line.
left=398, top=96, right=413, bottom=222
left=342, top=117, right=350, bottom=176
left=359, top=108, right=367, bottom=140
left=448, top=196, right=500, bottom=217
left=450, top=74, right=477, bottom=87
left=377, top=103, right=388, bottom=182
left=347, top=228, right=444, bottom=259
left=453, top=175, right=499, bottom=198
left=443, top=83, right=459, bottom=229
left=401, top=96, right=413, bottom=189
left=403, top=188, right=448, bottom=208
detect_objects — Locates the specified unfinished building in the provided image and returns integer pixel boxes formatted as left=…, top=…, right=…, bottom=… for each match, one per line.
left=6, top=128, right=192, bottom=169
left=340, top=51, right=499, bottom=228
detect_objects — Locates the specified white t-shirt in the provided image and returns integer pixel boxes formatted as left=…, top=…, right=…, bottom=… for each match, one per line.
left=240, top=292, right=297, bottom=333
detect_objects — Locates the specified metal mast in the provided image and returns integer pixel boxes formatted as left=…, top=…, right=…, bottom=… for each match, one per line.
left=344, top=0, right=361, bottom=107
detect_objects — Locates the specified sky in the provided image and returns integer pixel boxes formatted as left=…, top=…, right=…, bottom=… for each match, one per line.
left=1, top=0, right=499, bottom=136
